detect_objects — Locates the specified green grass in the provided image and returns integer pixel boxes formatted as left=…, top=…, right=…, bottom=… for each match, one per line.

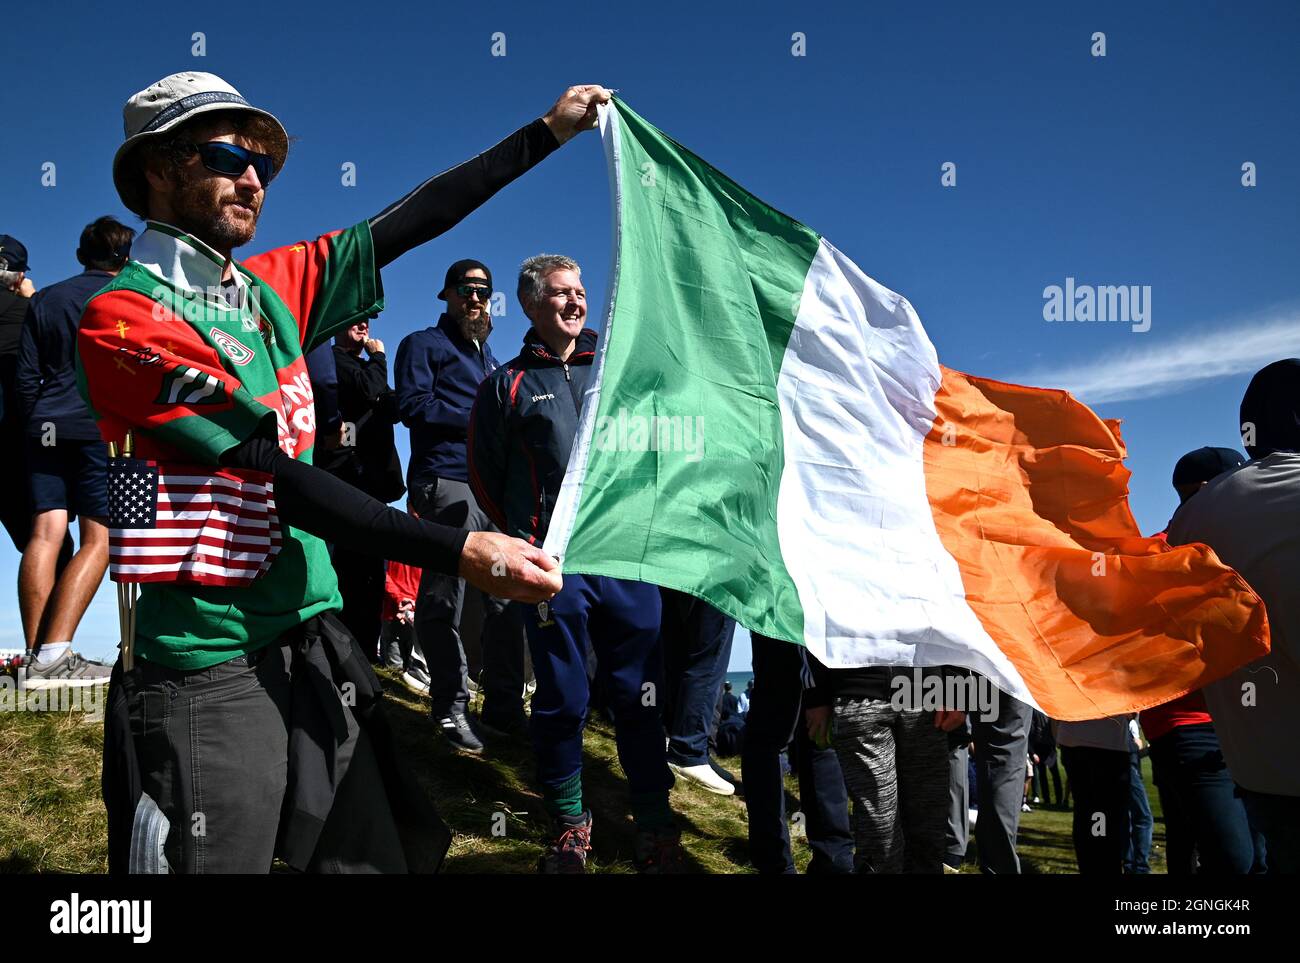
left=0, top=674, right=1164, bottom=874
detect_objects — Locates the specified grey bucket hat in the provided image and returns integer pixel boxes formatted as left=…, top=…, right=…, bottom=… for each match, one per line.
left=112, top=71, right=289, bottom=218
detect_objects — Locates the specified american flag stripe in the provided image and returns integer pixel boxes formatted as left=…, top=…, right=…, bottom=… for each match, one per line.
left=150, top=518, right=276, bottom=535
left=117, top=525, right=278, bottom=543
left=108, top=457, right=282, bottom=587
left=155, top=507, right=275, bottom=523
left=157, top=492, right=273, bottom=509
left=111, top=538, right=275, bottom=558
left=110, top=566, right=273, bottom=587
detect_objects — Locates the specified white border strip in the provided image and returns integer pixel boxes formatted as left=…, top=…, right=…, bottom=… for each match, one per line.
left=542, top=102, right=625, bottom=562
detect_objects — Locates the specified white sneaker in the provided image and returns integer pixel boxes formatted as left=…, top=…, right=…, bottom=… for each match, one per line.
left=401, top=666, right=431, bottom=695
left=669, top=761, right=736, bottom=796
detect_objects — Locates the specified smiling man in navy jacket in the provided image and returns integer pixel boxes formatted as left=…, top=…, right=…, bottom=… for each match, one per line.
left=469, top=254, right=683, bottom=874
left=395, top=260, right=528, bottom=753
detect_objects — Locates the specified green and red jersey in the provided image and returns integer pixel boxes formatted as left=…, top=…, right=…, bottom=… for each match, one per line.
left=77, top=220, right=383, bottom=670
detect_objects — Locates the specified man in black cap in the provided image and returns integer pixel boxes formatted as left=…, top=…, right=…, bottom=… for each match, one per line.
left=1167, top=360, right=1300, bottom=872
left=395, top=260, right=528, bottom=752
left=1171, top=447, right=1246, bottom=503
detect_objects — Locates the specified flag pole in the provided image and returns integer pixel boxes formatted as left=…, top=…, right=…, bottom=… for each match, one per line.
left=116, top=432, right=136, bottom=672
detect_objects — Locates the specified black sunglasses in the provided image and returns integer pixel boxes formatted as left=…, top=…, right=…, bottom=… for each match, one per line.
left=180, top=141, right=279, bottom=185
left=456, top=283, right=492, bottom=300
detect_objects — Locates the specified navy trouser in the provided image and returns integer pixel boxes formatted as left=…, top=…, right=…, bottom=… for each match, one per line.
left=1061, top=745, right=1131, bottom=874
left=741, top=633, right=854, bottom=874
left=1149, top=722, right=1259, bottom=874
left=660, top=588, right=736, bottom=767
left=1124, top=751, right=1154, bottom=874
left=519, top=575, right=672, bottom=798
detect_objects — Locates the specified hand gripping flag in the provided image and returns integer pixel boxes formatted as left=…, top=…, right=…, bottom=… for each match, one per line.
left=543, top=98, right=1269, bottom=721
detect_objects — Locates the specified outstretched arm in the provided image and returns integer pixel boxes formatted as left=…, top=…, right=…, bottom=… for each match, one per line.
left=368, top=86, right=611, bottom=268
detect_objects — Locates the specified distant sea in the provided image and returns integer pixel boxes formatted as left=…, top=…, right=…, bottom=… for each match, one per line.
left=724, top=670, right=753, bottom=692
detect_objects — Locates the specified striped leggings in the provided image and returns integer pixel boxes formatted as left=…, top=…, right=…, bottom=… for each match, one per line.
left=832, top=697, right=950, bottom=873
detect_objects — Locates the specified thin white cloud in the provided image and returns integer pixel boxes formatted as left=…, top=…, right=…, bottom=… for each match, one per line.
left=1002, top=312, right=1300, bottom=405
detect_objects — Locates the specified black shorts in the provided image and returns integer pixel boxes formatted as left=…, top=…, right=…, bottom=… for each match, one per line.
left=26, top=436, right=109, bottom=519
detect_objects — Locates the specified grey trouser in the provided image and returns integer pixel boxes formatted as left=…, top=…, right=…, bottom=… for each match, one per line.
left=970, top=681, right=1032, bottom=873
left=125, top=636, right=406, bottom=873
left=946, top=742, right=970, bottom=866
left=410, top=476, right=526, bottom=722
left=832, top=697, right=950, bottom=873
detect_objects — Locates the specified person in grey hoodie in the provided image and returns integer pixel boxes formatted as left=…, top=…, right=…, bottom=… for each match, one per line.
left=1167, top=359, right=1300, bottom=873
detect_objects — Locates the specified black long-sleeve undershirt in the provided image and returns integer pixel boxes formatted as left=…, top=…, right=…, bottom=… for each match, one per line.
left=228, top=119, right=561, bottom=571
left=219, top=435, right=467, bottom=576
left=234, top=119, right=561, bottom=570
left=368, top=118, right=561, bottom=269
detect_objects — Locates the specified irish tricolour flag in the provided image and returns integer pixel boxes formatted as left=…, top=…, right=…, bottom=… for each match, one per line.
left=544, top=99, right=1268, bottom=720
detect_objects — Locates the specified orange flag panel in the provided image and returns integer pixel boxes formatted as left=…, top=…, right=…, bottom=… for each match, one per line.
left=923, top=367, right=1270, bottom=721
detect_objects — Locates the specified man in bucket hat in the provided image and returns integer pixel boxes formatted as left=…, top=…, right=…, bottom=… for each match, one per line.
left=80, top=70, right=607, bottom=873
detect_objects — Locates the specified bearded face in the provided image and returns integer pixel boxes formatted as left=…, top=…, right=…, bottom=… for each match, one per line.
left=167, top=150, right=263, bottom=251
left=144, top=119, right=268, bottom=253
left=444, top=267, right=493, bottom=343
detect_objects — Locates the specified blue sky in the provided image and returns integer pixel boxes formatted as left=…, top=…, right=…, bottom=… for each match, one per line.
left=3, top=2, right=1298, bottom=670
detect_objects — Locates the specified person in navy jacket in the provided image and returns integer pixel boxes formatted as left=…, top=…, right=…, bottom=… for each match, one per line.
left=469, top=254, right=684, bottom=874
left=15, top=217, right=133, bottom=685
left=394, top=259, right=528, bottom=753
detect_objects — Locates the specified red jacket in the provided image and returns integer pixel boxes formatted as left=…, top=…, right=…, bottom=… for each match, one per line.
left=383, top=560, right=421, bottom=620
left=1141, top=530, right=1213, bottom=741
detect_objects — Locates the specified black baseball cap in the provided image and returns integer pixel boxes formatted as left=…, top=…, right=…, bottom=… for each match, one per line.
left=0, top=235, right=30, bottom=272
left=439, top=259, right=492, bottom=300
left=1172, top=446, right=1245, bottom=489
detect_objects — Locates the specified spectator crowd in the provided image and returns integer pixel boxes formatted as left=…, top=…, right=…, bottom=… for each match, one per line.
left=2, top=70, right=1296, bottom=875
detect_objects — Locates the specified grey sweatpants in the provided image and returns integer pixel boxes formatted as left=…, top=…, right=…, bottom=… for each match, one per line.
left=832, top=697, right=950, bottom=873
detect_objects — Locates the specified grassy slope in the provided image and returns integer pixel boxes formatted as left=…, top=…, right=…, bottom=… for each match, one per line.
left=0, top=674, right=1164, bottom=874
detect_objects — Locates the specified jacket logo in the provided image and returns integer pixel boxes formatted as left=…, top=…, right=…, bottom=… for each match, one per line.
left=210, top=327, right=255, bottom=366
left=156, top=365, right=224, bottom=405
left=537, top=601, right=555, bottom=627
left=117, top=346, right=164, bottom=367
left=531, top=393, right=556, bottom=403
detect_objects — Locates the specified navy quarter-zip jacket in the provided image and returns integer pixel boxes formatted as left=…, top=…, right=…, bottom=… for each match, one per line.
left=395, top=314, right=500, bottom=486
left=15, top=270, right=113, bottom=440
left=468, top=327, right=598, bottom=545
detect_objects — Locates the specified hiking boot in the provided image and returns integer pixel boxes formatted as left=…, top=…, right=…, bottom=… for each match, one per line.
left=669, top=760, right=735, bottom=796
left=634, top=825, right=688, bottom=874
left=435, top=711, right=484, bottom=754
left=24, top=650, right=112, bottom=690
left=401, top=664, right=432, bottom=695
left=539, top=811, right=592, bottom=874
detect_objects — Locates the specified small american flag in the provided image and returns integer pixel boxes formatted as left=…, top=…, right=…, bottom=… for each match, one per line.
left=108, top=458, right=282, bottom=586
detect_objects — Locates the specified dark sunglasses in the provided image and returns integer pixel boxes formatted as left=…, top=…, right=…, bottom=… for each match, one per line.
left=456, top=283, right=492, bottom=300
left=180, top=141, right=279, bottom=185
